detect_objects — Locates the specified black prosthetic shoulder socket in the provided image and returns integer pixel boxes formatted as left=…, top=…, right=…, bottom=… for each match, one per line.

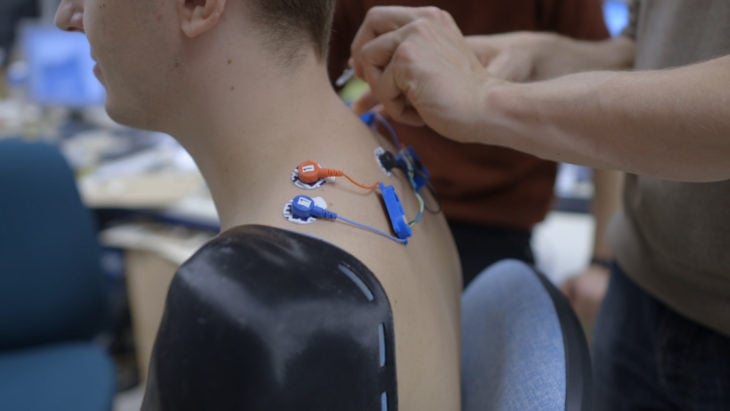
left=142, top=225, right=397, bottom=411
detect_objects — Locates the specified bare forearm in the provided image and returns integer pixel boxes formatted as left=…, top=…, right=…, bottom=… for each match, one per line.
left=532, top=34, right=635, bottom=79
left=485, top=55, right=730, bottom=182
left=469, top=33, right=635, bottom=81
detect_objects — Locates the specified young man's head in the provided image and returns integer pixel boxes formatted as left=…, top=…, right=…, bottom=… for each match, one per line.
left=54, top=0, right=336, bottom=130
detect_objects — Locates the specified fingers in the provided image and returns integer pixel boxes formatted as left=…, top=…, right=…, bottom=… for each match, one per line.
left=351, top=6, right=454, bottom=78
left=351, top=6, right=421, bottom=79
left=353, top=15, right=431, bottom=126
left=374, top=56, right=425, bottom=127
left=352, top=76, right=424, bottom=127
left=350, top=6, right=474, bottom=133
left=352, top=91, right=379, bottom=115
left=357, top=28, right=402, bottom=92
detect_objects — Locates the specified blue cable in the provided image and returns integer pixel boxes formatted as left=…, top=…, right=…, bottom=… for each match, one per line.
left=409, top=191, right=425, bottom=226
left=367, top=114, right=428, bottom=226
left=374, top=112, right=402, bottom=148
left=289, top=195, right=408, bottom=245
left=336, top=215, right=408, bottom=245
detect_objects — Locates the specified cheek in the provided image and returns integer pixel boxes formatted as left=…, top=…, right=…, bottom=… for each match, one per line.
left=84, top=1, right=125, bottom=44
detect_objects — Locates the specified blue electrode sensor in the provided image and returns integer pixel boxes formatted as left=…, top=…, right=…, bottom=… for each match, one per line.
left=379, top=183, right=412, bottom=241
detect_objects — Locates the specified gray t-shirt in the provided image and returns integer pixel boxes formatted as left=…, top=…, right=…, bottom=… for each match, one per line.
left=609, top=0, right=730, bottom=336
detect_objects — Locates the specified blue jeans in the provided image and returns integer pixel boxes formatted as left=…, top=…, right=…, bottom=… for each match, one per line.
left=592, top=263, right=730, bottom=410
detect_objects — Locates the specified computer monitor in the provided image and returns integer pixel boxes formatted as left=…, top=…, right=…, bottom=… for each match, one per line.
left=20, top=23, right=105, bottom=107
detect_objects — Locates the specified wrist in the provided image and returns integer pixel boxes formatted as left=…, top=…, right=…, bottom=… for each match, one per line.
left=481, top=80, right=523, bottom=147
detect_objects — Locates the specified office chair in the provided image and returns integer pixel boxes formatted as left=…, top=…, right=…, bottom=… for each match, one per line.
left=461, top=259, right=591, bottom=411
left=0, top=138, right=115, bottom=411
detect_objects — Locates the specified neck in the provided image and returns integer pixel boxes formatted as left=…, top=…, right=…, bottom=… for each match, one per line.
left=168, top=53, right=379, bottom=230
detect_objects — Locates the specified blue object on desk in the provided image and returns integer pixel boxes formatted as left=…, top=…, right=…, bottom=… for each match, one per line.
left=21, top=24, right=105, bottom=107
left=0, top=139, right=115, bottom=411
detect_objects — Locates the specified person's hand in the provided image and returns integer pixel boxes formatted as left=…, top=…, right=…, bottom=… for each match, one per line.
left=466, top=32, right=566, bottom=82
left=350, top=6, right=495, bottom=142
left=560, top=265, right=610, bottom=324
left=351, top=90, right=381, bottom=116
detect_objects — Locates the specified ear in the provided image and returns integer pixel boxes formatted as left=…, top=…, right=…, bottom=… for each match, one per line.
left=177, top=0, right=227, bottom=38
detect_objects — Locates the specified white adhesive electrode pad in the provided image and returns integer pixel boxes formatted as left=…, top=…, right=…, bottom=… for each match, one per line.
left=283, top=196, right=328, bottom=224
left=374, top=147, right=393, bottom=177
left=291, top=164, right=329, bottom=189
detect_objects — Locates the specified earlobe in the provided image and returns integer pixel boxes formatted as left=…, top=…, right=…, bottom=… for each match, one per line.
left=177, top=0, right=226, bottom=38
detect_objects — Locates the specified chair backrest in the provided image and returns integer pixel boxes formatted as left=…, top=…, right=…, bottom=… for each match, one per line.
left=0, top=138, right=105, bottom=350
left=461, top=259, right=591, bottom=411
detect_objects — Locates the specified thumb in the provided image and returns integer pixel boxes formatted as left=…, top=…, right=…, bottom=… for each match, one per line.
left=352, top=91, right=380, bottom=115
